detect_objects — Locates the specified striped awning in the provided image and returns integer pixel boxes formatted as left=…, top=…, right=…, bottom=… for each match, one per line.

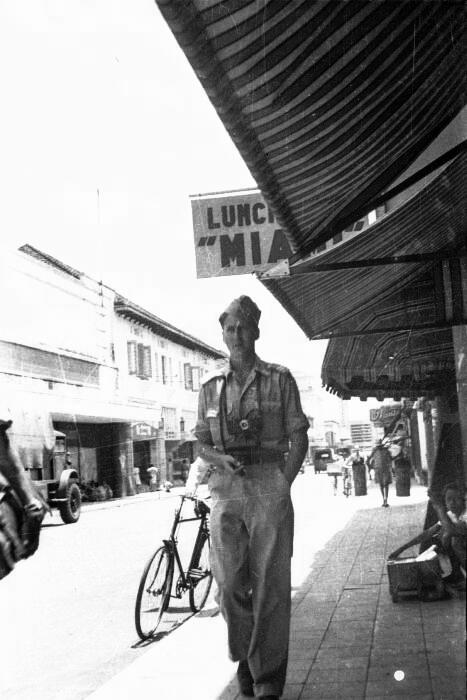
left=263, top=153, right=467, bottom=339
left=156, top=0, right=466, bottom=255
left=321, top=328, right=455, bottom=400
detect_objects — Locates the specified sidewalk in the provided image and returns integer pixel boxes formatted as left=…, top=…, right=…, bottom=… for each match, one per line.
left=86, top=482, right=465, bottom=700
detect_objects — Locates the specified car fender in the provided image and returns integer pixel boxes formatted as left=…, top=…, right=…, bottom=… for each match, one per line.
left=56, top=469, right=79, bottom=499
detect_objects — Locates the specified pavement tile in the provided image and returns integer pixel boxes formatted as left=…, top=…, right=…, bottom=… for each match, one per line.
left=281, top=684, right=302, bottom=700
left=287, top=659, right=314, bottom=672
left=312, top=652, right=370, bottom=668
left=369, top=695, right=433, bottom=700
left=300, top=680, right=366, bottom=699
left=367, top=659, right=430, bottom=681
left=311, top=657, right=369, bottom=673
left=307, top=666, right=367, bottom=683
left=285, top=665, right=309, bottom=683
left=365, top=676, right=432, bottom=696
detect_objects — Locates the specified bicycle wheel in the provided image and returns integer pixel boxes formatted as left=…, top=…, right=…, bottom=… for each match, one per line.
left=188, top=532, right=213, bottom=612
left=135, top=545, right=174, bottom=639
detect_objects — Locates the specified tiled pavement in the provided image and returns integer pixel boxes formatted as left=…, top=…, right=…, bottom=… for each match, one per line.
left=88, top=488, right=465, bottom=700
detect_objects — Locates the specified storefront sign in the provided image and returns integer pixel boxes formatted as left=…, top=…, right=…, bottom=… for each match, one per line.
left=369, top=404, right=401, bottom=426
left=191, top=190, right=293, bottom=278
left=132, top=422, right=158, bottom=440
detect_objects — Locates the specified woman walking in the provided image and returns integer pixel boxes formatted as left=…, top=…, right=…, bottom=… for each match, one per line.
left=369, top=440, right=392, bottom=507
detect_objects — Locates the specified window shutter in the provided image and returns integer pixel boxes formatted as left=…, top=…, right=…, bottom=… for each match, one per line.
left=143, top=345, right=152, bottom=378
left=127, top=341, right=137, bottom=374
left=154, top=353, right=159, bottom=381
left=192, top=366, right=200, bottom=391
left=137, top=343, right=145, bottom=377
left=184, top=363, right=193, bottom=390
left=161, top=355, right=167, bottom=384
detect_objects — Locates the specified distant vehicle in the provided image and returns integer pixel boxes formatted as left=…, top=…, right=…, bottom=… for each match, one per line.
left=313, top=448, right=336, bottom=474
left=30, top=430, right=81, bottom=524
left=5, top=404, right=81, bottom=524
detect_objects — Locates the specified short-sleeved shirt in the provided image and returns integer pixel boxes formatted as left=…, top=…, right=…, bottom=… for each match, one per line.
left=195, top=355, right=309, bottom=454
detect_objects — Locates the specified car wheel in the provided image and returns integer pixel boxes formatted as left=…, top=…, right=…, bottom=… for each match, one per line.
left=59, top=482, right=81, bottom=524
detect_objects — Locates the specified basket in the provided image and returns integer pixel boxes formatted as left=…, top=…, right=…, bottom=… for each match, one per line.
left=387, top=538, right=445, bottom=603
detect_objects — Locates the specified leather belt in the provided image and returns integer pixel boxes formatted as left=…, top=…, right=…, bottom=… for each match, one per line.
left=228, top=447, right=283, bottom=466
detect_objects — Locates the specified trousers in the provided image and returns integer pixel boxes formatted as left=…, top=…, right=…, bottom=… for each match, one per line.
left=208, top=460, right=294, bottom=698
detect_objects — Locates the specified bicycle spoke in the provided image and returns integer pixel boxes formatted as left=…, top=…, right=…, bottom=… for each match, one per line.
left=189, top=533, right=213, bottom=612
left=135, top=546, right=173, bottom=639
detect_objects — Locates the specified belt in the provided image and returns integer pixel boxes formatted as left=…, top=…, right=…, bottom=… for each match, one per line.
left=227, top=446, right=283, bottom=466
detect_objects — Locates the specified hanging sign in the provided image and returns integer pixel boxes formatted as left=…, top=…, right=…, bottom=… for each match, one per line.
left=191, top=190, right=293, bottom=278
left=132, top=422, right=158, bottom=440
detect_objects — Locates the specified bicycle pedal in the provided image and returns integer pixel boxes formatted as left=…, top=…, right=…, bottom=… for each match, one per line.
left=188, top=568, right=205, bottom=580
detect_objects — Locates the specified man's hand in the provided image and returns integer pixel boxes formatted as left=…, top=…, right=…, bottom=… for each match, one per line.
left=197, top=444, right=244, bottom=476
left=215, top=453, right=245, bottom=476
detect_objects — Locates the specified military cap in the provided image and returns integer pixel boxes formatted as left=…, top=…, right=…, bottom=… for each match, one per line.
left=219, top=295, right=261, bottom=337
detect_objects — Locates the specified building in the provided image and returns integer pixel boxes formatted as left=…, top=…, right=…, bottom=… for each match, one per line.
left=0, top=245, right=224, bottom=496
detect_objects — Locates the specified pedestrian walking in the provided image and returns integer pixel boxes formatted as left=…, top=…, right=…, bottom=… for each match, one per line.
left=195, top=295, right=309, bottom=699
left=369, top=439, right=392, bottom=507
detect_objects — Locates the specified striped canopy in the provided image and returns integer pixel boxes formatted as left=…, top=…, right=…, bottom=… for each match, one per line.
left=263, top=153, right=466, bottom=339
left=156, top=0, right=466, bottom=256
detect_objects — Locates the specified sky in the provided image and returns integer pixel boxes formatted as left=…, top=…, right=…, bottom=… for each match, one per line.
left=0, top=1, right=375, bottom=419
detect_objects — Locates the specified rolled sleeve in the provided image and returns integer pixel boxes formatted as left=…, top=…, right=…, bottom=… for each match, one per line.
left=281, top=371, right=309, bottom=437
left=194, top=386, right=214, bottom=446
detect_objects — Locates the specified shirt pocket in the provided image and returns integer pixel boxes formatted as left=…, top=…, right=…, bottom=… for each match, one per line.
left=261, top=400, right=283, bottom=439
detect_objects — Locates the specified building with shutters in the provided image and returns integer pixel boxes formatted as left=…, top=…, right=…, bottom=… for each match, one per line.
left=0, top=245, right=224, bottom=496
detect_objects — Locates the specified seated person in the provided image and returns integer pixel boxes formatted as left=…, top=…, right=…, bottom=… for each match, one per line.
left=418, top=482, right=466, bottom=587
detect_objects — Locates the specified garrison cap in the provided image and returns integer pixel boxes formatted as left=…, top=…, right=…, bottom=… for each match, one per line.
left=219, top=295, right=261, bottom=337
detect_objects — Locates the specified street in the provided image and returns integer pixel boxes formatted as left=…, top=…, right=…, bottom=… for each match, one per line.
left=1, top=471, right=425, bottom=700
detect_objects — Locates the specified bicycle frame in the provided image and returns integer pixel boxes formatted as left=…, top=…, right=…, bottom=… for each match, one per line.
left=163, top=496, right=210, bottom=599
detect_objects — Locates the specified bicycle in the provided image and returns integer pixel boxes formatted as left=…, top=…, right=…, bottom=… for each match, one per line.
left=135, top=494, right=213, bottom=640
left=342, top=466, right=352, bottom=497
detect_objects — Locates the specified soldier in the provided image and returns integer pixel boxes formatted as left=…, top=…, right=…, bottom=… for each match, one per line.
left=195, top=296, right=308, bottom=700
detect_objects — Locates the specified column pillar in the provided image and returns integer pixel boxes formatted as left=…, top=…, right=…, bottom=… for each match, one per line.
left=423, top=401, right=436, bottom=488
left=112, top=423, right=135, bottom=497
left=155, top=428, right=167, bottom=483
left=452, top=324, right=467, bottom=489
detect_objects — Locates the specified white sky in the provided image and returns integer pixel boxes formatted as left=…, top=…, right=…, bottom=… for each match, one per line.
left=0, top=1, right=376, bottom=419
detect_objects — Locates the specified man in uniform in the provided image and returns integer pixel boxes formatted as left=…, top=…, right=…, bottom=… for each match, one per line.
left=195, top=296, right=308, bottom=700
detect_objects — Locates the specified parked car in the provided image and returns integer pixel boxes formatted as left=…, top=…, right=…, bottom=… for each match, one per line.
left=313, top=448, right=336, bottom=473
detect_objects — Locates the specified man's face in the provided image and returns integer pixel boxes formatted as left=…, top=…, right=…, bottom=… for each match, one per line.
left=222, top=312, right=256, bottom=359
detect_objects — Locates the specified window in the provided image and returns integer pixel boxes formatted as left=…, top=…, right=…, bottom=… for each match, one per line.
left=161, top=355, right=168, bottom=384
left=128, top=341, right=152, bottom=379
left=168, top=358, right=173, bottom=384
left=192, top=366, right=200, bottom=391
left=161, top=406, right=177, bottom=437
left=154, top=352, right=160, bottom=381
left=184, top=363, right=193, bottom=390
left=127, top=341, right=137, bottom=375
left=140, top=345, right=152, bottom=379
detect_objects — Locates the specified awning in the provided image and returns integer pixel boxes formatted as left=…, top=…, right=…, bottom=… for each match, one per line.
left=156, top=0, right=466, bottom=254
left=262, top=153, right=467, bottom=339
left=321, top=328, right=455, bottom=400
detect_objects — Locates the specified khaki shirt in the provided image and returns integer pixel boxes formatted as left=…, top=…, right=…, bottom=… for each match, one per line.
left=195, top=356, right=308, bottom=454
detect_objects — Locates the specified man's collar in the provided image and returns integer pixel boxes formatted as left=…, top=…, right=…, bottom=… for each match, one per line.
left=224, top=355, right=269, bottom=377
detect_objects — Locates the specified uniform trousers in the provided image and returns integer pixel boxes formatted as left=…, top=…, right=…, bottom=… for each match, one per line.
left=208, top=461, right=294, bottom=698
